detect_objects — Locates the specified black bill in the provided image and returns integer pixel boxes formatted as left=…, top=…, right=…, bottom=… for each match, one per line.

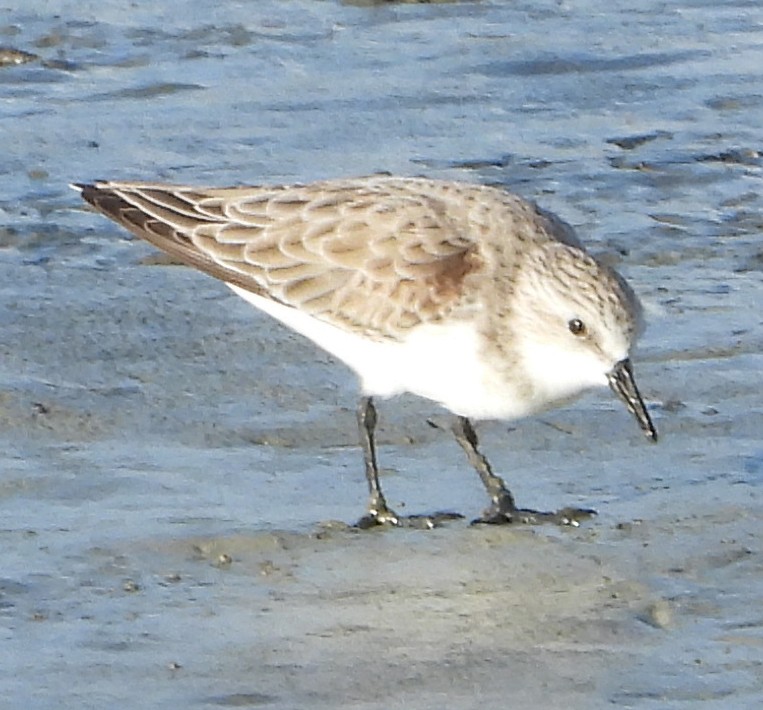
left=607, top=359, right=658, bottom=442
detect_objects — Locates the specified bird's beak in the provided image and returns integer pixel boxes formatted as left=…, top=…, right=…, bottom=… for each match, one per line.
left=607, top=359, right=658, bottom=442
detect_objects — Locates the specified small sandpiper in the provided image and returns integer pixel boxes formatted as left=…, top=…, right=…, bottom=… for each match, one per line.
left=74, top=176, right=657, bottom=528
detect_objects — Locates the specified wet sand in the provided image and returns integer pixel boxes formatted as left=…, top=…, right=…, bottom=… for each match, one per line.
left=2, top=1, right=763, bottom=708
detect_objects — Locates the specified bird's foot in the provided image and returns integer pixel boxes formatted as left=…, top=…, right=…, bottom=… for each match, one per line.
left=472, top=494, right=596, bottom=527
left=355, top=501, right=463, bottom=530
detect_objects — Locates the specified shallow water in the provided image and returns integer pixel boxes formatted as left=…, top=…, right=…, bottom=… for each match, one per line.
left=1, top=0, right=763, bottom=708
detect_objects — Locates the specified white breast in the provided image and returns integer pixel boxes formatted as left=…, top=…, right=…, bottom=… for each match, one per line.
left=228, top=284, right=534, bottom=421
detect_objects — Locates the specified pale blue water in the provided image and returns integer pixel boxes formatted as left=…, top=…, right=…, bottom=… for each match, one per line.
left=1, top=1, right=762, bottom=708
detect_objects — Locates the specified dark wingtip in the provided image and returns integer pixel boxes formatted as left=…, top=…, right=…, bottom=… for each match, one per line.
left=70, top=183, right=96, bottom=206
left=71, top=182, right=109, bottom=209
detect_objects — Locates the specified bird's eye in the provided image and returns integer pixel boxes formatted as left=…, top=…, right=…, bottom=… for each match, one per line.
left=568, top=318, right=586, bottom=336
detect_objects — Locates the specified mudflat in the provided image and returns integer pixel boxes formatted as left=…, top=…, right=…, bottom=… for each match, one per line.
left=2, top=1, right=762, bottom=707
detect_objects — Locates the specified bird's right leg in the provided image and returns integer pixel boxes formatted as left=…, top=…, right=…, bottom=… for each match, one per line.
left=355, top=396, right=401, bottom=528
left=354, top=397, right=462, bottom=529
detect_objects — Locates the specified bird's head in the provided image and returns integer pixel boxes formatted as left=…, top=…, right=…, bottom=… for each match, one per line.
left=511, top=243, right=657, bottom=441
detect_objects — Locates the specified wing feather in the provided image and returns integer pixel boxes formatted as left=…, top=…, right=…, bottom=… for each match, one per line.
left=75, top=177, right=493, bottom=339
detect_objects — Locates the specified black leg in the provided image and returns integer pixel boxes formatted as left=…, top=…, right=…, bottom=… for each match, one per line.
left=355, top=396, right=400, bottom=527
left=354, top=397, right=462, bottom=529
left=451, top=416, right=518, bottom=523
left=451, top=416, right=596, bottom=526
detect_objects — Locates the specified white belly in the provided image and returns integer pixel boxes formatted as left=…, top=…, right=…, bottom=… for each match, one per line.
left=228, top=284, right=532, bottom=421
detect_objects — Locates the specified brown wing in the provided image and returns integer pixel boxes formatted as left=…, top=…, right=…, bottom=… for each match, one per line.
left=75, top=178, right=484, bottom=339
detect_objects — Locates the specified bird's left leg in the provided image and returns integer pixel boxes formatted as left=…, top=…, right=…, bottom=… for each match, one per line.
left=450, top=416, right=595, bottom=526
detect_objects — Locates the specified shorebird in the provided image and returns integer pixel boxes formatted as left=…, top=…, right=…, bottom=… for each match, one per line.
left=74, top=176, right=657, bottom=528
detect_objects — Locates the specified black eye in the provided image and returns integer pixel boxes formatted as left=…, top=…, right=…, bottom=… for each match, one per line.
left=568, top=318, right=586, bottom=336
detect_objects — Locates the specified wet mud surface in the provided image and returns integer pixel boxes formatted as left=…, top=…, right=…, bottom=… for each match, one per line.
left=2, top=1, right=763, bottom=708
